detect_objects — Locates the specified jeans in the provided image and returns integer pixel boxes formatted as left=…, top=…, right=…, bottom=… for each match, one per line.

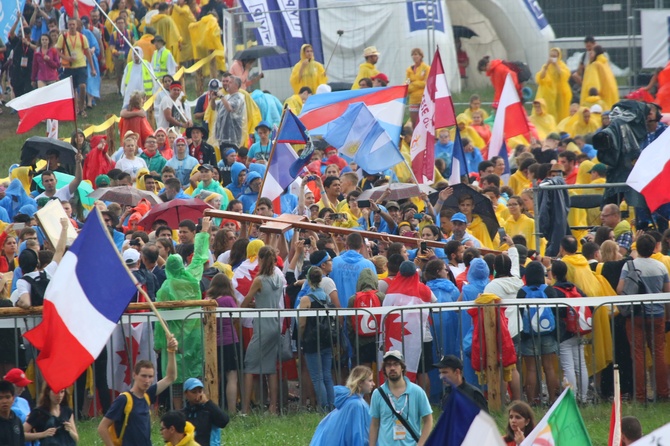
left=626, top=316, right=668, bottom=401
left=559, top=337, right=589, bottom=401
left=304, top=348, right=334, bottom=410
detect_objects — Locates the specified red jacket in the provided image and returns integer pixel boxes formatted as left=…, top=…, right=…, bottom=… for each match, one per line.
left=486, top=60, right=522, bottom=109
left=468, top=305, right=517, bottom=371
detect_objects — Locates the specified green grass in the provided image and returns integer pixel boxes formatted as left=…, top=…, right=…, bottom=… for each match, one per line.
left=74, top=401, right=670, bottom=445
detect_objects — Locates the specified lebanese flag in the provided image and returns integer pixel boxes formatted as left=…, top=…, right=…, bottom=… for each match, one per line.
left=488, top=73, right=531, bottom=159
left=381, top=273, right=432, bottom=382
left=627, top=126, right=670, bottom=212
left=410, top=48, right=456, bottom=182
left=61, top=0, right=96, bottom=18
left=7, top=78, right=76, bottom=134
left=608, top=367, right=622, bottom=446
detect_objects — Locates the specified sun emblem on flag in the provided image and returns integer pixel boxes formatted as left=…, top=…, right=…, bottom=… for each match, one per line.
left=344, top=142, right=360, bottom=156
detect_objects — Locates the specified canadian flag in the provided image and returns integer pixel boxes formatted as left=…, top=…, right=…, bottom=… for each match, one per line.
left=410, top=48, right=456, bottom=183
left=61, top=0, right=97, bottom=19
left=487, top=73, right=531, bottom=160
left=107, top=322, right=156, bottom=393
left=7, top=78, right=76, bottom=134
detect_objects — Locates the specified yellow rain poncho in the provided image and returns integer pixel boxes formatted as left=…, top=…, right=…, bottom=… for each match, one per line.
left=151, top=13, right=182, bottom=63
left=503, top=213, right=542, bottom=252
left=10, top=166, right=34, bottom=194
left=529, top=98, right=558, bottom=141
left=451, top=114, right=486, bottom=150
left=188, top=15, right=226, bottom=75
left=581, top=94, right=607, bottom=111
left=535, top=48, right=572, bottom=121
left=564, top=107, right=600, bottom=137
left=581, top=54, right=619, bottom=111
left=576, top=160, right=601, bottom=226
left=462, top=106, right=489, bottom=122
left=106, top=8, right=133, bottom=35
left=405, top=61, right=430, bottom=106
left=508, top=169, right=531, bottom=196
left=290, top=44, right=327, bottom=95
left=562, top=253, right=613, bottom=375
left=468, top=215, right=499, bottom=250
left=284, top=94, right=304, bottom=115
left=171, top=3, right=197, bottom=63
left=352, top=62, right=379, bottom=90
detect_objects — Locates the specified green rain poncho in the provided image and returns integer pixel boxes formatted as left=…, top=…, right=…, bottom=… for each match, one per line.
left=154, top=231, right=209, bottom=383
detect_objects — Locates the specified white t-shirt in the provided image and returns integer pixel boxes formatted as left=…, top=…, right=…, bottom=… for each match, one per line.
left=36, top=185, right=73, bottom=201
left=115, top=156, right=148, bottom=179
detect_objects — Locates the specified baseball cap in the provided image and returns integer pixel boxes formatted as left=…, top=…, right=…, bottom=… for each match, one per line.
left=588, top=163, right=607, bottom=175
left=399, top=261, right=417, bottom=277
left=255, top=121, right=271, bottom=131
left=590, top=104, right=603, bottom=114
left=4, top=368, right=32, bottom=387
left=385, top=201, right=400, bottom=210
left=152, top=35, right=165, bottom=44
left=208, top=79, right=221, bottom=91
left=198, top=164, right=214, bottom=172
left=451, top=212, right=467, bottom=223
left=183, top=377, right=204, bottom=391
left=372, top=73, right=389, bottom=83
left=383, top=350, right=404, bottom=362
left=433, top=354, right=463, bottom=370
left=546, top=132, right=561, bottom=141
left=123, top=249, right=140, bottom=265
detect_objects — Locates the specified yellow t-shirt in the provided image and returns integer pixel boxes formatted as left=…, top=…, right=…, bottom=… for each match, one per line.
left=57, top=32, right=90, bottom=68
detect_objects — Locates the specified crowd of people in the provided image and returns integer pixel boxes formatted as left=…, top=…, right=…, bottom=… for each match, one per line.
left=0, top=0, right=669, bottom=441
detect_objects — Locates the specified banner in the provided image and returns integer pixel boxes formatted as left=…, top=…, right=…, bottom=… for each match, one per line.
left=0, top=0, right=26, bottom=45
left=239, top=0, right=323, bottom=70
left=641, top=9, right=670, bottom=69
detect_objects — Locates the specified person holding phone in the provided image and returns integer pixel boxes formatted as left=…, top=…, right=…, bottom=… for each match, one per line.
left=289, top=44, right=327, bottom=96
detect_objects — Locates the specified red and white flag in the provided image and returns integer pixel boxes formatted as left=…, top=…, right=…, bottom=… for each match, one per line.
left=232, top=259, right=259, bottom=329
left=410, top=48, right=456, bottom=183
left=608, top=367, right=622, bottom=446
left=61, top=0, right=96, bottom=19
left=488, top=73, right=531, bottom=160
left=381, top=273, right=432, bottom=381
left=627, top=126, right=670, bottom=212
left=107, top=322, right=156, bottom=393
left=7, top=78, right=76, bottom=134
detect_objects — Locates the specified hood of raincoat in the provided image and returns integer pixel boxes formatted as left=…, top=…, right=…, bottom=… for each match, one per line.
left=334, top=385, right=358, bottom=409
left=356, top=268, right=378, bottom=292
left=467, top=258, right=490, bottom=289
left=576, top=160, right=594, bottom=185
left=246, top=239, right=264, bottom=262
left=1, top=179, right=37, bottom=219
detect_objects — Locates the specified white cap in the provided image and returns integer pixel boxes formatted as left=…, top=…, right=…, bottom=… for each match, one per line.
left=123, top=249, right=141, bottom=265
left=590, top=104, right=603, bottom=114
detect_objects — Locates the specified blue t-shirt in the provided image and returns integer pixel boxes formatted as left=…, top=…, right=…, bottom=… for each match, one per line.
left=104, top=384, right=158, bottom=446
left=369, top=377, right=432, bottom=446
left=11, top=396, right=30, bottom=422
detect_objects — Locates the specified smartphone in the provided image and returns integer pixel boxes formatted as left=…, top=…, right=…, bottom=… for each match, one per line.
left=420, top=241, right=427, bottom=253
left=497, top=227, right=507, bottom=240
left=331, top=213, right=343, bottom=220
left=303, top=238, right=311, bottom=246
left=358, top=200, right=371, bottom=208
left=13, top=223, right=25, bottom=231
left=414, top=213, right=424, bottom=220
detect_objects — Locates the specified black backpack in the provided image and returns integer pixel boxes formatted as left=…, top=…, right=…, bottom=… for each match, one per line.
left=302, top=292, right=339, bottom=354
left=502, top=60, right=532, bottom=83
left=22, top=271, right=50, bottom=306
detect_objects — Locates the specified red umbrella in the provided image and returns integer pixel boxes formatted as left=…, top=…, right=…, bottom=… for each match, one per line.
left=138, top=198, right=212, bottom=229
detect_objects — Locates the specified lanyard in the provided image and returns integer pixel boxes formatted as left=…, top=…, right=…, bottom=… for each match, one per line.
left=389, top=393, right=408, bottom=416
left=68, top=33, right=79, bottom=51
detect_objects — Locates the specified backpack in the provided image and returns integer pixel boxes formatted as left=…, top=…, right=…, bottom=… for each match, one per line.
left=619, top=259, right=646, bottom=317
left=351, top=289, right=381, bottom=337
left=108, top=392, right=151, bottom=446
left=553, top=285, right=592, bottom=335
left=302, top=292, right=338, bottom=353
left=22, top=271, right=50, bottom=306
left=521, top=284, right=556, bottom=334
left=502, top=60, right=532, bottom=83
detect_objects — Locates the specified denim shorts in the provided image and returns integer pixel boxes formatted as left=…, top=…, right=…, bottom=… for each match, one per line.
left=519, top=334, right=559, bottom=356
left=62, top=67, right=87, bottom=86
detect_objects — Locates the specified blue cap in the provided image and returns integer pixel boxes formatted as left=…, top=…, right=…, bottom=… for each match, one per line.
left=183, top=377, right=204, bottom=391
left=451, top=212, right=467, bottom=223
left=255, top=120, right=271, bottom=131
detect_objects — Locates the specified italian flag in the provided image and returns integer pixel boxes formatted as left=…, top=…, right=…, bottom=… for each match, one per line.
left=520, top=387, right=592, bottom=446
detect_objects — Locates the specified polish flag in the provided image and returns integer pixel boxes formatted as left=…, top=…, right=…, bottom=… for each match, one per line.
left=7, top=78, right=76, bottom=134
left=410, top=48, right=456, bottom=182
left=61, top=0, right=97, bottom=19
left=488, top=73, right=531, bottom=160
left=627, top=126, right=670, bottom=212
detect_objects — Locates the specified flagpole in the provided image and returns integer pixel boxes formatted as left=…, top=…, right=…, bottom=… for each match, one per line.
left=70, top=77, right=79, bottom=134
left=90, top=0, right=188, bottom=122
left=16, top=0, right=25, bottom=39
left=255, top=104, right=289, bottom=213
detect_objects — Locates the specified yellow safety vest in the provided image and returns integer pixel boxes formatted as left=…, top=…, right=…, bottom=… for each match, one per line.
left=124, top=61, right=154, bottom=96
left=152, top=48, right=171, bottom=79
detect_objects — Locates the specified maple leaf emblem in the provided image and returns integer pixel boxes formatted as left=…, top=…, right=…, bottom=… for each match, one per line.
left=116, top=334, right=140, bottom=386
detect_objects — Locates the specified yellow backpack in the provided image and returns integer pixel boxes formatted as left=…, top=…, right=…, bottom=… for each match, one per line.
left=108, top=391, right=151, bottom=446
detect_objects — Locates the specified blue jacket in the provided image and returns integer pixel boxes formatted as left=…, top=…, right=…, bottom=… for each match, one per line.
left=330, top=251, right=376, bottom=307
left=310, top=386, right=370, bottom=446
left=0, top=179, right=37, bottom=220
left=464, top=147, right=484, bottom=174
left=225, top=162, right=248, bottom=198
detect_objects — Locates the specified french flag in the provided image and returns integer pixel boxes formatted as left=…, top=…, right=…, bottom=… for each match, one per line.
left=7, top=78, right=76, bottom=134
left=410, top=48, right=457, bottom=182
left=425, top=387, right=505, bottom=446
left=260, top=109, right=306, bottom=213
left=449, top=127, right=469, bottom=185
left=299, top=85, right=407, bottom=146
left=627, top=126, right=670, bottom=212
left=487, top=73, right=531, bottom=161
left=24, top=209, right=138, bottom=391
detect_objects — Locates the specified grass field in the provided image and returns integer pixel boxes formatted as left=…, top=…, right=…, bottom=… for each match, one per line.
left=73, top=400, right=670, bottom=445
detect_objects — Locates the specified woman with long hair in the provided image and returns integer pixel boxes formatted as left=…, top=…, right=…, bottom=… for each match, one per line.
left=212, top=229, right=235, bottom=261
left=0, top=234, right=18, bottom=272
left=227, top=238, right=249, bottom=271
left=503, top=195, right=542, bottom=253
left=240, top=246, right=285, bottom=414
left=207, top=273, right=240, bottom=415
left=32, top=34, right=60, bottom=88
left=309, top=365, right=375, bottom=446
left=503, top=401, right=535, bottom=445
left=24, top=385, right=78, bottom=444
left=299, top=266, right=336, bottom=411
